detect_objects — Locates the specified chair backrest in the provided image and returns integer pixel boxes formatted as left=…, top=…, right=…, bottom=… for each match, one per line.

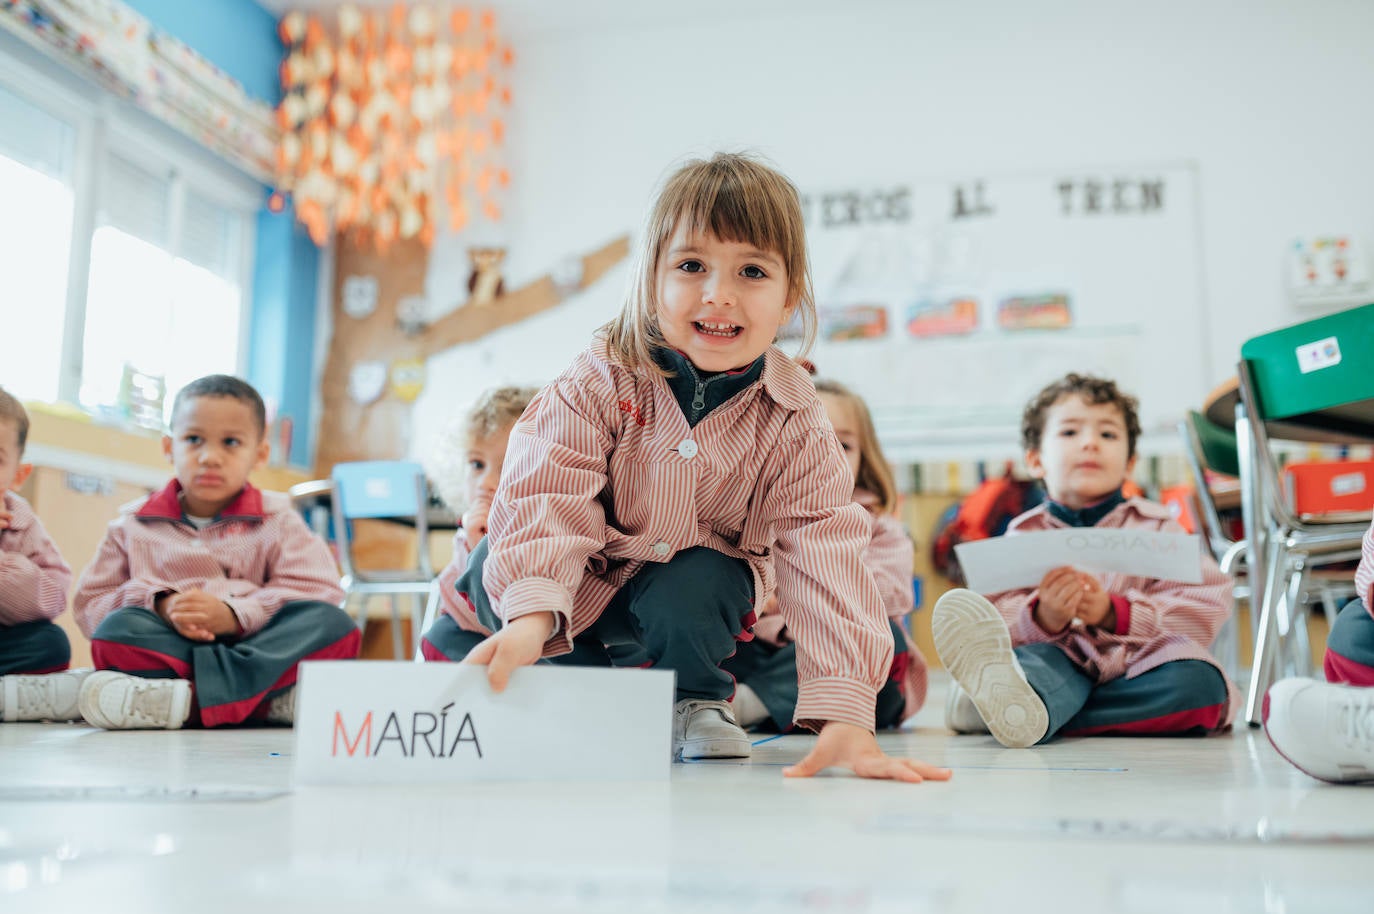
left=1238, top=303, right=1374, bottom=527
left=1179, top=412, right=1236, bottom=557
left=1186, top=410, right=1240, bottom=478
left=1239, top=302, right=1374, bottom=428
left=332, top=461, right=427, bottom=519
left=329, top=461, right=431, bottom=578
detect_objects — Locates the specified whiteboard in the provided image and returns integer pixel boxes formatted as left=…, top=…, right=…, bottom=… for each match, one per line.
left=797, top=164, right=1207, bottom=463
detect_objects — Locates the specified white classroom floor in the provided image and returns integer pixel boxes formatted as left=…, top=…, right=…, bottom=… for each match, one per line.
left=2, top=674, right=1373, bottom=914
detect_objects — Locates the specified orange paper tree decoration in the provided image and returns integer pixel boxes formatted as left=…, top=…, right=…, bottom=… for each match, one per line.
left=274, top=3, right=513, bottom=247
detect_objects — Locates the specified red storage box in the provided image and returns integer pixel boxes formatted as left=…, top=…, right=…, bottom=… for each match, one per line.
left=1283, top=461, right=1374, bottom=515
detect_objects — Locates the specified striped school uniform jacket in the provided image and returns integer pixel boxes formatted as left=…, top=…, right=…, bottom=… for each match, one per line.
left=1356, top=518, right=1374, bottom=615
left=857, top=490, right=929, bottom=718
left=754, top=487, right=929, bottom=720
left=484, top=336, right=893, bottom=732
left=989, top=497, right=1239, bottom=723
left=0, top=491, right=72, bottom=626
left=73, top=480, right=344, bottom=639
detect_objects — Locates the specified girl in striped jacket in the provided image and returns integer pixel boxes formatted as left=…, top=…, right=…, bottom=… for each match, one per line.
left=727, top=378, right=929, bottom=731
left=453, top=153, right=950, bottom=783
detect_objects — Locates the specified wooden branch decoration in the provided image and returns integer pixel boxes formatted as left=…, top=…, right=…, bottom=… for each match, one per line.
left=422, top=235, right=629, bottom=355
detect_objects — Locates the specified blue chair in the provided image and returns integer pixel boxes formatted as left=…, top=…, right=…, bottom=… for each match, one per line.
left=330, top=461, right=440, bottom=659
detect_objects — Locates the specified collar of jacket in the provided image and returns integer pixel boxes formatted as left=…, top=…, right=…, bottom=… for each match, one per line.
left=651, top=345, right=817, bottom=411
left=1044, top=488, right=1126, bottom=528
left=137, top=478, right=265, bottom=523
left=652, top=347, right=764, bottom=422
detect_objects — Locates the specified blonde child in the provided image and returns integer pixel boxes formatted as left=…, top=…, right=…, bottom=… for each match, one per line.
left=0, top=388, right=84, bottom=722
left=1264, top=515, right=1374, bottom=783
left=454, top=153, right=950, bottom=781
left=933, top=373, right=1235, bottom=748
left=727, top=378, right=928, bottom=731
left=73, top=375, right=359, bottom=729
left=421, top=385, right=539, bottom=662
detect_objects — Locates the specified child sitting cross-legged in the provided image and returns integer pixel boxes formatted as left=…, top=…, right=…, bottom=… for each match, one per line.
left=0, top=387, right=85, bottom=722
left=934, top=373, right=1236, bottom=748
left=73, top=375, right=360, bottom=730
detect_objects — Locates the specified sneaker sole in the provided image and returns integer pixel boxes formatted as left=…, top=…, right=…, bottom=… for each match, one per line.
left=676, top=737, right=752, bottom=760
left=933, top=590, right=1048, bottom=749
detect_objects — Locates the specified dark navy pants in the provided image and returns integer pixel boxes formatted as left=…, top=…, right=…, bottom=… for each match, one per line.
left=1016, top=642, right=1230, bottom=743
left=90, top=601, right=360, bottom=727
left=1325, top=600, right=1374, bottom=686
left=721, top=618, right=909, bottom=731
left=0, top=620, right=71, bottom=675
left=424, top=537, right=756, bottom=703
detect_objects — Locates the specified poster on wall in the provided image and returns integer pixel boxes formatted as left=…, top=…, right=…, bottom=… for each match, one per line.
left=905, top=296, right=979, bottom=338
left=799, top=165, right=1207, bottom=462
left=997, top=293, right=1073, bottom=330
left=820, top=304, right=888, bottom=342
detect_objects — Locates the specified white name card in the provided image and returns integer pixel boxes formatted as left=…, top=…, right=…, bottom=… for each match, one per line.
left=293, top=662, right=674, bottom=784
left=954, top=528, right=1204, bottom=595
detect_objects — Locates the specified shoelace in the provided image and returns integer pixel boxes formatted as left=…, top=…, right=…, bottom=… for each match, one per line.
left=122, top=681, right=170, bottom=726
left=17, top=678, right=51, bottom=717
left=1341, top=696, right=1374, bottom=751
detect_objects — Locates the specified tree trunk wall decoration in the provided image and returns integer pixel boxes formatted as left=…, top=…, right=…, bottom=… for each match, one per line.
left=315, top=232, right=630, bottom=475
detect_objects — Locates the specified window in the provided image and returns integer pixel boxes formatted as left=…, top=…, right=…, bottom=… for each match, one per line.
left=0, top=39, right=258, bottom=419
left=0, top=83, right=76, bottom=403
left=81, top=155, right=249, bottom=417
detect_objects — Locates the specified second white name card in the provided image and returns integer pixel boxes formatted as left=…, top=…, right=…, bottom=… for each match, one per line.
left=954, top=528, right=1204, bottom=595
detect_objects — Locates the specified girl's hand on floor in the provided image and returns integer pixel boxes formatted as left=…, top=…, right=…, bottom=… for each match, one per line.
left=783, top=721, right=952, bottom=783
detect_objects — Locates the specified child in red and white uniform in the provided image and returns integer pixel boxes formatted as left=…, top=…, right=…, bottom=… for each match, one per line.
left=73, top=375, right=359, bottom=730
left=0, top=387, right=83, bottom=722
left=935, top=373, right=1234, bottom=748
left=421, top=385, right=538, bottom=661
left=453, top=153, right=950, bottom=782
left=727, top=378, right=928, bottom=731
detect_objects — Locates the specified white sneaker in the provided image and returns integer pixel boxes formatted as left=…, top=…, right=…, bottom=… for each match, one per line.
left=78, top=671, right=192, bottom=730
left=265, top=686, right=295, bottom=726
left=0, top=668, right=94, bottom=722
left=1263, top=678, right=1374, bottom=784
left=673, top=699, right=751, bottom=760
left=933, top=589, right=1048, bottom=749
left=944, top=680, right=990, bottom=734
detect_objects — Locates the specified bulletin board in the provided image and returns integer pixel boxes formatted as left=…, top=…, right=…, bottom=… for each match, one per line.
left=797, top=163, right=1208, bottom=462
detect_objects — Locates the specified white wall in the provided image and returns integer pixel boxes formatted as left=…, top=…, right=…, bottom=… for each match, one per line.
left=408, top=0, right=1374, bottom=465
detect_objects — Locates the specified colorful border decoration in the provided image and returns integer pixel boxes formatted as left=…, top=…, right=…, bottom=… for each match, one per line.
left=0, top=0, right=278, bottom=182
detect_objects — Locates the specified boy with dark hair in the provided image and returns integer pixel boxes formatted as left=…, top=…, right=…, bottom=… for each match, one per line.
left=0, top=387, right=82, bottom=721
left=74, top=374, right=359, bottom=729
left=933, top=373, right=1236, bottom=748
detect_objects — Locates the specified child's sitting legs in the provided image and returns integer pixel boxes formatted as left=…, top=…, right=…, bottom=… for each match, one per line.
left=0, top=620, right=90, bottom=722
